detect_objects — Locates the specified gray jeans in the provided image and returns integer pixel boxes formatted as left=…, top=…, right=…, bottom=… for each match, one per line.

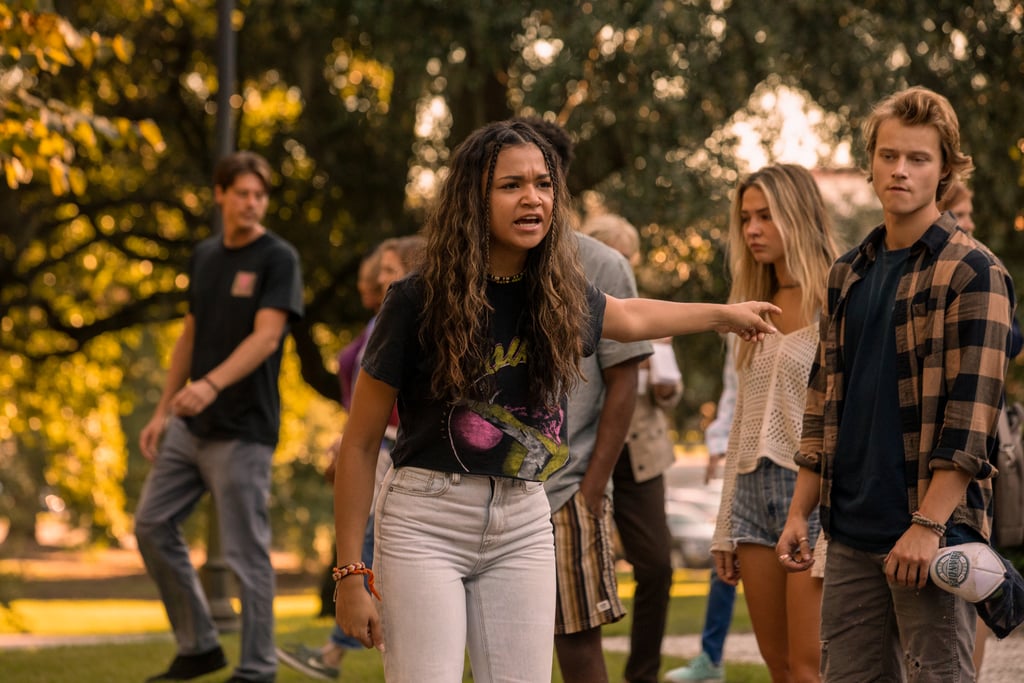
left=135, top=417, right=275, bottom=682
left=821, top=539, right=976, bottom=682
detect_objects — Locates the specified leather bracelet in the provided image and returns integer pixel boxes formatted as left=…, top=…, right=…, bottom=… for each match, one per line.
left=201, top=376, right=221, bottom=393
left=910, top=511, right=946, bottom=538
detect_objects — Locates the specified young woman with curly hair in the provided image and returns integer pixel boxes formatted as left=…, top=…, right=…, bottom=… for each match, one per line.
left=330, top=119, right=779, bottom=682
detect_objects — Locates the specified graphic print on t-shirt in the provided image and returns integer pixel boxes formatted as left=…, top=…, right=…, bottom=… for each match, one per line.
left=445, top=335, right=569, bottom=480
left=231, top=270, right=258, bottom=297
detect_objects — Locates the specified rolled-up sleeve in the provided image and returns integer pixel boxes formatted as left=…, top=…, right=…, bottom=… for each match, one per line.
left=930, top=261, right=1014, bottom=479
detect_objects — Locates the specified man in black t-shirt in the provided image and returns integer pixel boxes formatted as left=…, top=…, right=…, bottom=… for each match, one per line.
left=134, top=151, right=304, bottom=683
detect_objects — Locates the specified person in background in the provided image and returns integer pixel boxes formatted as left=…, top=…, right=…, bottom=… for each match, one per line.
left=583, top=212, right=680, bottom=683
left=545, top=226, right=651, bottom=683
left=135, top=150, right=304, bottom=683
left=519, top=120, right=653, bottom=683
left=278, top=237, right=424, bottom=681
left=938, top=180, right=1023, bottom=680
left=710, top=164, right=840, bottom=683
left=939, top=179, right=975, bottom=234
left=664, top=344, right=737, bottom=683
left=330, top=119, right=780, bottom=682
left=778, top=86, right=1014, bottom=681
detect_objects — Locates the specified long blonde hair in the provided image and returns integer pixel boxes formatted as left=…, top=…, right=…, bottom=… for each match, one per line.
left=419, top=120, right=589, bottom=408
left=727, top=164, right=840, bottom=369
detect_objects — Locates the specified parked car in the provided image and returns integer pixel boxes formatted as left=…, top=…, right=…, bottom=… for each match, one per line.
left=665, top=499, right=715, bottom=569
left=665, top=484, right=722, bottom=518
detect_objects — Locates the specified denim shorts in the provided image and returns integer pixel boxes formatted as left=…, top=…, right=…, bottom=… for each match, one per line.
left=731, top=458, right=821, bottom=548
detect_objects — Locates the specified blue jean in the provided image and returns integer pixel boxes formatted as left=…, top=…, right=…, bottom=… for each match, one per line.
left=134, top=417, right=276, bottom=682
left=374, top=466, right=556, bottom=682
left=701, top=570, right=736, bottom=665
left=732, top=459, right=821, bottom=549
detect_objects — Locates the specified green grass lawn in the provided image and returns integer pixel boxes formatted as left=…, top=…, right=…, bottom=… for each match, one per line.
left=2, top=570, right=770, bottom=682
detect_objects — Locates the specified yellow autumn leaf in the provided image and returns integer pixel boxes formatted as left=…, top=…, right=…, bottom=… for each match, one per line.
left=68, top=167, right=88, bottom=195
left=74, top=38, right=95, bottom=69
left=37, top=134, right=67, bottom=158
left=48, top=160, right=69, bottom=195
left=116, top=117, right=132, bottom=138
left=44, top=47, right=74, bottom=67
left=4, top=158, right=18, bottom=189
left=111, top=35, right=131, bottom=63
left=137, top=119, right=165, bottom=152
left=73, top=121, right=98, bottom=149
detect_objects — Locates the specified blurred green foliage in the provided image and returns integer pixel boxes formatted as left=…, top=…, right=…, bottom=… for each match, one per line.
left=1, top=0, right=1022, bottom=557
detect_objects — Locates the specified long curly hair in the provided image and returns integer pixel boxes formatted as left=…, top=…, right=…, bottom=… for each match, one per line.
left=727, top=164, right=841, bottom=370
left=419, top=120, right=589, bottom=408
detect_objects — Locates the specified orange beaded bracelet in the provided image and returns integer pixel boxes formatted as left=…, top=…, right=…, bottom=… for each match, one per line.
left=332, top=562, right=382, bottom=601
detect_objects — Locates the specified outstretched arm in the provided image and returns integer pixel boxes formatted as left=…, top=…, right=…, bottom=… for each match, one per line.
left=601, top=296, right=779, bottom=343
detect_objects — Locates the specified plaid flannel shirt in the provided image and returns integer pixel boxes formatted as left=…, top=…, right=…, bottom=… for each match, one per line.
left=796, top=212, right=1016, bottom=540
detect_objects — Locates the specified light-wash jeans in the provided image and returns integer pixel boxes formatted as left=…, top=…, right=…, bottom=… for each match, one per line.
left=374, top=466, right=556, bottom=683
left=134, top=417, right=276, bottom=682
left=821, top=539, right=976, bottom=682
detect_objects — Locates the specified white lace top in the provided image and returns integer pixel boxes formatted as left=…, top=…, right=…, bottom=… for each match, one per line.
left=712, top=321, right=819, bottom=552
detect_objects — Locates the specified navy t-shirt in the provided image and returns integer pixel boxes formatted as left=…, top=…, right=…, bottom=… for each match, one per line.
left=185, top=231, right=304, bottom=446
left=361, top=274, right=605, bottom=481
left=830, top=245, right=911, bottom=552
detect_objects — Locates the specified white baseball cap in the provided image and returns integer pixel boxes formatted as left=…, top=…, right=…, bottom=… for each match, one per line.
left=929, top=542, right=1006, bottom=603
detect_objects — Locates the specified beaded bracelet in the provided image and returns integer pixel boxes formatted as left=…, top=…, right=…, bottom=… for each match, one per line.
left=332, top=562, right=382, bottom=601
left=910, top=511, right=946, bottom=538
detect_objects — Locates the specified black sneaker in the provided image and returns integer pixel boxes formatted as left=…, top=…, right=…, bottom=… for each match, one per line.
left=146, top=645, right=228, bottom=681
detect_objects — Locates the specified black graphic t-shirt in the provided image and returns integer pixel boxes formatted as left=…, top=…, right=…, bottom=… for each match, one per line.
left=360, top=274, right=605, bottom=481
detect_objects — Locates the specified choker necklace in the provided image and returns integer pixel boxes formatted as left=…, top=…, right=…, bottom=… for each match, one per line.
left=777, top=283, right=801, bottom=289
left=487, top=271, right=525, bottom=284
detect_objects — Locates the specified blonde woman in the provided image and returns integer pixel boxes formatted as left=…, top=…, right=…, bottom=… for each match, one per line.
left=711, top=164, right=840, bottom=683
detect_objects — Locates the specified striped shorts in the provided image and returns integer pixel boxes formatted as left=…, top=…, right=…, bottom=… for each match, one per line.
left=551, top=489, right=626, bottom=634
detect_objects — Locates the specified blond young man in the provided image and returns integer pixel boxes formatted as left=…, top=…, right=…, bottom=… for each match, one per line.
left=777, top=87, right=1015, bottom=681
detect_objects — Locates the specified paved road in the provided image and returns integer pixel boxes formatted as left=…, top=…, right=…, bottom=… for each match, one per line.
left=605, top=628, right=1024, bottom=682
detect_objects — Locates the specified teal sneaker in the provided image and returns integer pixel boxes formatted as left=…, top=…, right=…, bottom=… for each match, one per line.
left=276, top=644, right=339, bottom=681
left=663, top=651, right=724, bottom=682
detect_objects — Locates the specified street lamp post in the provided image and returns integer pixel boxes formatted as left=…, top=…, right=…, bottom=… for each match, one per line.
left=199, top=0, right=240, bottom=634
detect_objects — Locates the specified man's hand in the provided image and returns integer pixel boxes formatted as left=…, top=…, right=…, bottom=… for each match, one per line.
left=139, top=413, right=168, bottom=462
left=885, top=524, right=941, bottom=589
left=169, top=379, right=218, bottom=417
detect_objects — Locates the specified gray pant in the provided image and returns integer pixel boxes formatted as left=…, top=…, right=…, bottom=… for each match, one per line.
left=135, top=417, right=276, bottom=682
left=821, top=539, right=976, bottom=682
